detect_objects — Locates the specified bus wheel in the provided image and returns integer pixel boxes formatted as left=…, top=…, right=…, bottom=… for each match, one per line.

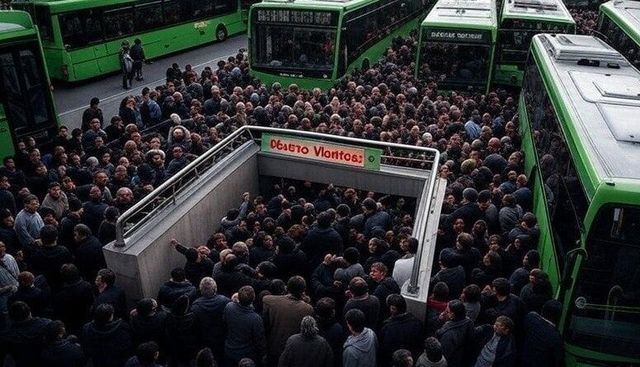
left=361, top=58, right=370, bottom=71
left=216, top=25, right=228, bottom=42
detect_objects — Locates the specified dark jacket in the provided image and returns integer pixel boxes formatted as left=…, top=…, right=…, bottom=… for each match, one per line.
left=480, top=294, right=524, bottom=328
left=8, top=285, right=49, bottom=317
left=214, top=267, right=254, bottom=298
left=519, top=283, right=552, bottom=314
left=157, top=280, right=196, bottom=308
left=75, top=235, right=106, bottom=282
left=430, top=265, right=466, bottom=300
left=223, top=302, right=266, bottom=362
left=343, top=295, right=380, bottom=330
left=59, top=213, right=81, bottom=250
left=94, top=285, right=127, bottom=319
left=24, top=243, right=74, bottom=290
left=311, top=263, right=343, bottom=300
left=0, top=317, right=52, bottom=367
left=164, top=311, right=199, bottom=364
left=82, top=200, right=109, bottom=235
left=53, top=279, right=94, bottom=335
left=301, top=226, right=344, bottom=269
left=249, top=245, right=275, bottom=268
left=318, top=318, right=346, bottom=367
left=450, top=202, right=483, bottom=232
left=371, top=277, right=400, bottom=315
left=130, top=309, right=169, bottom=349
left=363, top=211, right=392, bottom=238
left=272, top=250, right=308, bottom=281
left=435, top=317, right=474, bottom=367
left=41, top=338, right=86, bottom=367
left=278, top=333, right=334, bottom=367
left=175, top=244, right=214, bottom=286
left=379, top=312, right=424, bottom=365
left=521, top=312, right=564, bottom=367
left=191, top=294, right=231, bottom=352
left=81, top=319, right=133, bottom=367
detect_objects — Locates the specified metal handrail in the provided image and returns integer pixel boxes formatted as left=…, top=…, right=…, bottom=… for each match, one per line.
left=114, top=126, right=441, bottom=294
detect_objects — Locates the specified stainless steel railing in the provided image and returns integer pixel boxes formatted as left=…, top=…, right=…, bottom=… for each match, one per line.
left=114, top=126, right=440, bottom=294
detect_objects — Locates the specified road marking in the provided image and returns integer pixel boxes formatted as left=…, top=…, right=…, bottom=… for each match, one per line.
left=59, top=53, right=237, bottom=117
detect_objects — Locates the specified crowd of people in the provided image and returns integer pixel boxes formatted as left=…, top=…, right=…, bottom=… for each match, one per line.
left=0, top=17, right=608, bottom=365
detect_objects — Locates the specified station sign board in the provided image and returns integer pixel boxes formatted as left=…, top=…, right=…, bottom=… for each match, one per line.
left=261, top=134, right=381, bottom=171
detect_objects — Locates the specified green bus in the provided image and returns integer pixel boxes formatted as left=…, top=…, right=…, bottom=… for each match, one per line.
left=12, top=0, right=247, bottom=82
left=248, top=0, right=430, bottom=90
left=520, top=33, right=640, bottom=366
left=0, top=11, right=58, bottom=160
left=415, top=0, right=498, bottom=94
left=495, top=0, right=574, bottom=86
left=598, top=0, right=640, bottom=69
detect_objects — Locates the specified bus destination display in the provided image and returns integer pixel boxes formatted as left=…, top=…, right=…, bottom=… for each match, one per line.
left=256, top=9, right=337, bottom=26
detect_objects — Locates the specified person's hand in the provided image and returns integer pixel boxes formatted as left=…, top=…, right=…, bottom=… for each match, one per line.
left=345, top=289, right=352, bottom=299
left=169, top=239, right=178, bottom=247
left=130, top=308, right=139, bottom=317
left=231, top=292, right=239, bottom=303
left=242, top=192, right=250, bottom=202
left=323, top=253, right=333, bottom=265
left=333, top=280, right=342, bottom=288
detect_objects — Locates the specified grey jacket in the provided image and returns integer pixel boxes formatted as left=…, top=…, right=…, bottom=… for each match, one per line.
left=343, top=327, right=377, bottom=367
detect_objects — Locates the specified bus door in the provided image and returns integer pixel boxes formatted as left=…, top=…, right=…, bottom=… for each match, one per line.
left=0, top=44, right=57, bottom=156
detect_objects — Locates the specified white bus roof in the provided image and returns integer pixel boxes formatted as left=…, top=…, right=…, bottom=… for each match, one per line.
left=502, top=0, right=574, bottom=22
left=421, top=0, right=497, bottom=28
left=601, top=0, right=640, bottom=39
left=532, top=33, right=640, bottom=180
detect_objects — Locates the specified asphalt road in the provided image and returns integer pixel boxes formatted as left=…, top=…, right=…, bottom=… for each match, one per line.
left=53, top=35, right=248, bottom=130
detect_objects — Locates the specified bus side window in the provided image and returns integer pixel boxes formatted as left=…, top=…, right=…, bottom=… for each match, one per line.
left=102, top=7, right=135, bottom=40
left=524, top=58, right=587, bottom=269
left=135, top=1, right=164, bottom=32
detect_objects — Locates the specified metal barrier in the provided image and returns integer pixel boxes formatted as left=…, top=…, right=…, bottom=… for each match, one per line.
left=114, top=126, right=441, bottom=294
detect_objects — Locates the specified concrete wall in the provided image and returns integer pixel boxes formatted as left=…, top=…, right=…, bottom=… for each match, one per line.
left=258, top=153, right=427, bottom=197
left=103, top=142, right=260, bottom=301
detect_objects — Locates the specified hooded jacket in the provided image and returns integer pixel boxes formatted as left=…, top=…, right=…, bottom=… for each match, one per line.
left=343, top=327, right=377, bottom=367
left=191, top=294, right=231, bottom=351
left=0, top=317, right=52, bottom=367
left=157, top=280, right=196, bottom=308
left=81, top=319, right=133, bottom=367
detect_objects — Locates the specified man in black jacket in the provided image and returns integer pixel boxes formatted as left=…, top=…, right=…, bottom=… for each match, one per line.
left=191, top=277, right=230, bottom=364
left=521, top=300, right=564, bottom=367
left=53, top=264, right=94, bottom=335
left=436, top=300, right=474, bottom=367
left=81, top=303, right=133, bottom=367
left=157, top=267, right=196, bottom=308
left=25, top=224, right=74, bottom=291
left=379, top=294, right=424, bottom=365
left=301, top=211, right=344, bottom=270
left=74, top=224, right=106, bottom=282
left=0, top=302, right=51, bottom=367
left=93, top=268, right=127, bottom=319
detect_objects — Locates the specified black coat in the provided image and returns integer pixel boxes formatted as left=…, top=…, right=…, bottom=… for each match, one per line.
left=300, top=226, right=344, bottom=270
left=343, top=295, right=380, bottom=330
left=480, top=293, right=525, bottom=328
left=130, top=309, right=169, bottom=347
left=94, top=285, right=127, bottom=319
left=450, top=202, right=483, bottom=232
left=436, top=318, right=474, bottom=367
left=371, top=277, right=401, bottom=316
left=379, top=312, right=425, bottom=365
left=164, top=312, right=199, bottom=364
left=214, top=268, right=254, bottom=298
left=431, top=265, right=466, bottom=299
left=41, top=338, right=86, bottom=367
left=75, top=235, right=107, bottom=282
left=81, top=319, right=133, bottom=367
left=157, top=280, right=196, bottom=308
left=521, top=312, right=564, bottom=367
left=191, top=294, right=231, bottom=353
left=0, top=317, right=52, bottom=367
left=318, top=319, right=345, bottom=367
left=24, top=244, right=74, bottom=290
left=8, top=285, right=49, bottom=317
left=82, top=200, right=109, bottom=235
left=53, top=279, right=95, bottom=335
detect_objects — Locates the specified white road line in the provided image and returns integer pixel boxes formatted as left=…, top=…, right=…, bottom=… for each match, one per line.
left=59, top=53, right=237, bottom=117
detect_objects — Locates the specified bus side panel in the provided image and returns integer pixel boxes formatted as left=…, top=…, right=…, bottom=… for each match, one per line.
left=62, top=13, right=245, bottom=82
left=518, top=94, right=561, bottom=290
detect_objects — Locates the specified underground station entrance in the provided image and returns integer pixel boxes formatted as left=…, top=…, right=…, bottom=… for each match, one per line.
left=104, top=126, right=446, bottom=320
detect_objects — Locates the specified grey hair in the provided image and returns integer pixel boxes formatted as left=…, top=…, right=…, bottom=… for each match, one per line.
left=300, top=316, right=318, bottom=338
left=199, top=277, right=217, bottom=297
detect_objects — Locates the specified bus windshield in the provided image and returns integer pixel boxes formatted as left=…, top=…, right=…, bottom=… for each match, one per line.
left=566, top=205, right=640, bottom=359
left=252, top=24, right=335, bottom=75
left=419, top=41, right=491, bottom=88
left=499, top=19, right=573, bottom=64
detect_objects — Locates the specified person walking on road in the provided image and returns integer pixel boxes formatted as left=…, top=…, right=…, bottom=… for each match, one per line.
left=119, top=41, right=134, bottom=90
left=130, top=39, right=146, bottom=82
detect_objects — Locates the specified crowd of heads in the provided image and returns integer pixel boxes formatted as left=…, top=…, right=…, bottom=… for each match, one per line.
left=0, top=22, right=598, bottom=366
